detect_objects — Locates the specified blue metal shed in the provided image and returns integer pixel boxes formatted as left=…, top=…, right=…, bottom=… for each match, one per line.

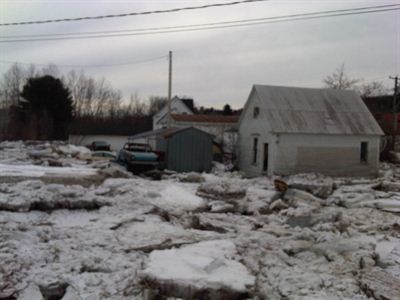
left=129, top=127, right=214, bottom=172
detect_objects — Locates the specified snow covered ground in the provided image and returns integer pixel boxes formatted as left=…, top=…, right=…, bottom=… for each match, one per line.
left=0, top=141, right=400, bottom=300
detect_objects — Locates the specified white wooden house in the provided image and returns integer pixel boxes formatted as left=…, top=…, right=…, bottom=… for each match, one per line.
left=152, top=97, right=194, bottom=130
left=170, top=114, right=239, bottom=158
left=238, top=85, right=384, bottom=177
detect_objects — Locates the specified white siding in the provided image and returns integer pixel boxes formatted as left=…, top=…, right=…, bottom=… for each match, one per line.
left=274, top=133, right=380, bottom=177
left=153, top=98, right=193, bottom=129
left=238, top=130, right=276, bottom=177
left=238, top=91, right=276, bottom=176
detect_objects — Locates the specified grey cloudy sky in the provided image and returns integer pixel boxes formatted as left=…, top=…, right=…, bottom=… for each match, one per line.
left=0, top=0, right=399, bottom=108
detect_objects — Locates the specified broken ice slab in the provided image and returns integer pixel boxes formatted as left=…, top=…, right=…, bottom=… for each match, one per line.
left=285, top=173, right=334, bottom=199
left=197, top=180, right=247, bottom=200
left=17, top=283, right=43, bottom=300
left=140, top=240, right=255, bottom=299
left=360, top=268, right=400, bottom=300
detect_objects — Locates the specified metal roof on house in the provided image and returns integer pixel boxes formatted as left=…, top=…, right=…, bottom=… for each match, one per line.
left=252, top=85, right=384, bottom=135
left=171, top=114, right=239, bottom=123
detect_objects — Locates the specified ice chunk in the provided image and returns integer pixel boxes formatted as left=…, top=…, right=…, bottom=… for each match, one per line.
left=141, top=240, right=255, bottom=298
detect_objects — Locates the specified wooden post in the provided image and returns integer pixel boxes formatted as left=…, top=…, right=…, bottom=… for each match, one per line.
left=390, top=75, right=399, bottom=150
left=167, top=51, right=172, bottom=128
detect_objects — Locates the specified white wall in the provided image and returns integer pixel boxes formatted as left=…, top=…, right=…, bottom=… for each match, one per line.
left=238, top=131, right=276, bottom=177
left=274, top=133, right=380, bottom=177
left=69, top=135, right=128, bottom=151
left=238, top=89, right=276, bottom=176
left=238, top=90, right=381, bottom=177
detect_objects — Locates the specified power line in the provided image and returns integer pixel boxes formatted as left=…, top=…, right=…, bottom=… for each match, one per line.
left=0, top=55, right=167, bottom=68
left=0, top=0, right=268, bottom=26
left=0, top=5, right=399, bottom=43
left=2, top=3, right=399, bottom=40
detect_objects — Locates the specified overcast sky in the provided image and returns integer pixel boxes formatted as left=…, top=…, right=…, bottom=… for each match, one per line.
left=0, top=0, right=399, bottom=108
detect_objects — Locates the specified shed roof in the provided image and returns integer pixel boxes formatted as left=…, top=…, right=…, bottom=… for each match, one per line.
left=251, top=85, right=384, bottom=135
left=129, top=127, right=182, bottom=140
left=129, top=126, right=214, bottom=140
left=172, top=114, right=239, bottom=123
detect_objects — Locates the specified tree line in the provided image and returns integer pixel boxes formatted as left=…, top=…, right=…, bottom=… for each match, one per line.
left=0, top=63, right=244, bottom=140
left=0, top=64, right=183, bottom=139
left=0, top=63, right=169, bottom=118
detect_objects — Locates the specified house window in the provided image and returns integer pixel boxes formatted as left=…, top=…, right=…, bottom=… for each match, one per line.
left=252, top=137, right=258, bottom=164
left=360, top=142, right=368, bottom=163
left=253, top=107, right=260, bottom=118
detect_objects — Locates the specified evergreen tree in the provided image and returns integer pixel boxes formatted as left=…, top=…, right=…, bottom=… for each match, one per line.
left=223, top=104, right=233, bottom=115
left=21, top=75, right=73, bottom=140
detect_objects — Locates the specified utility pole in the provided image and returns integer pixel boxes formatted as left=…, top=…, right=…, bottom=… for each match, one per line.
left=389, top=75, right=399, bottom=150
left=167, top=51, right=172, bottom=128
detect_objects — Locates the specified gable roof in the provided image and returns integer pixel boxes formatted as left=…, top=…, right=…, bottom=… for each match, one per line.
left=180, top=99, right=194, bottom=112
left=248, top=85, right=383, bottom=135
left=171, top=114, right=239, bottom=124
left=153, top=96, right=194, bottom=119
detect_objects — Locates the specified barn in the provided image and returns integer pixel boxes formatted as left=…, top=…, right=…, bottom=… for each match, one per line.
left=129, top=127, right=214, bottom=173
left=238, top=85, right=384, bottom=177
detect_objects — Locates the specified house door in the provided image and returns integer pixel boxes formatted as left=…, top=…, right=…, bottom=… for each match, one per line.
left=263, top=143, right=269, bottom=172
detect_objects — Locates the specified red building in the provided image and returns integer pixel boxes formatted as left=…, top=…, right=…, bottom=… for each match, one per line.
left=363, top=95, right=399, bottom=134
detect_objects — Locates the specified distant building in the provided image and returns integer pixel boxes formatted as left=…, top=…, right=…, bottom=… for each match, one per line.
left=170, top=114, right=239, bottom=159
left=363, top=95, right=400, bottom=135
left=152, top=96, right=194, bottom=130
left=152, top=96, right=239, bottom=160
left=129, top=127, right=213, bottom=172
left=238, top=85, right=384, bottom=177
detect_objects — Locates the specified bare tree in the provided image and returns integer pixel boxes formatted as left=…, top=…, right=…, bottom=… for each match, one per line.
left=323, top=64, right=360, bottom=90
left=323, top=64, right=389, bottom=97
left=40, top=64, right=60, bottom=77
left=0, top=63, right=62, bottom=110
left=125, top=92, right=147, bottom=116
left=1, top=63, right=156, bottom=121
left=64, top=70, right=122, bottom=118
left=358, top=80, right=389, bottom=97
left=0, top=63, right=32, bottom=107
left=148, top=96, right=167, bottom=115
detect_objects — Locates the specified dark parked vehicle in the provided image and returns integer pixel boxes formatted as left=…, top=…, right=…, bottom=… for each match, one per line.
left=87, top=141, right=111, bottom=151
left=91, top=151, right=116, bottom=161
left=117, top=143, right=163, bottom=173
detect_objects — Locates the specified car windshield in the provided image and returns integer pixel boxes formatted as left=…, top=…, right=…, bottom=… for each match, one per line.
left=94, top=141, right=109, bottom=146
left=124, top=144, right=150, bottom=152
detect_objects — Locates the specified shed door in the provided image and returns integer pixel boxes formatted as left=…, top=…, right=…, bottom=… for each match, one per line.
left=263, top=143, right=269, bottom=172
